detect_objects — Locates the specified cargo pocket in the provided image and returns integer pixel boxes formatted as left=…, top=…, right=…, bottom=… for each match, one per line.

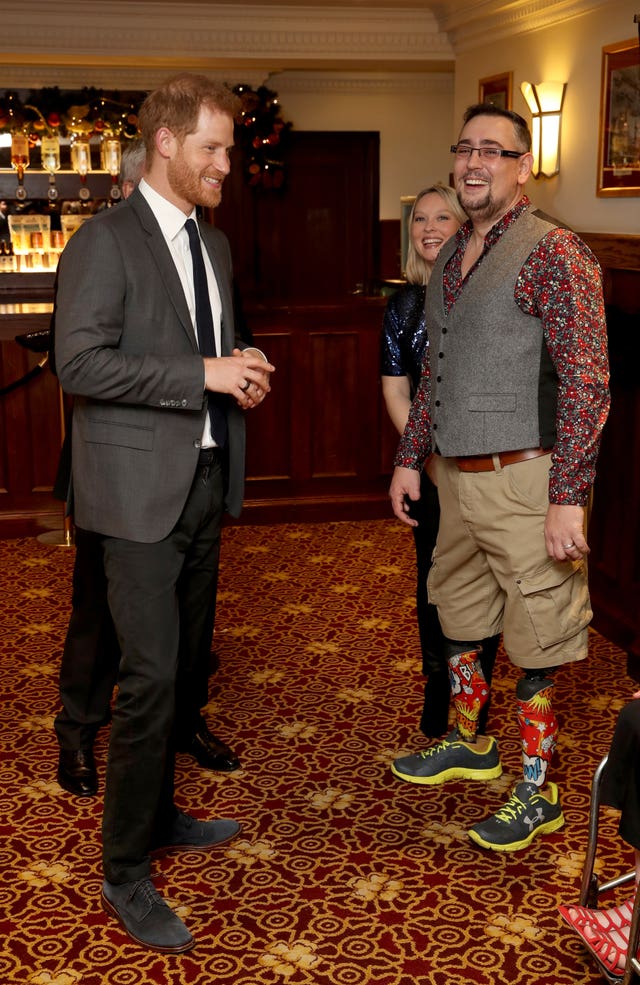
left=515, top=560, right=592, bottom=649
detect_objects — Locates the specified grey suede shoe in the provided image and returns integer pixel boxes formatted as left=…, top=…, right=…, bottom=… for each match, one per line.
left=101, top=878, right=194, bottom=953
left=152, top=812, right=242, bottom=853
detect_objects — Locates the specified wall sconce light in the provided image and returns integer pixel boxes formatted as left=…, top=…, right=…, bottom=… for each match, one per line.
left=520, top=81, right=567, bottom=178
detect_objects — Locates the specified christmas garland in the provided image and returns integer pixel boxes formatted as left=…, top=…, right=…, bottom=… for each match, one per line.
left=0, top=87, right=140, bottom=140
left=0, top=84, right=292, bottom=188
left=233, top=84, right=292, bottom=189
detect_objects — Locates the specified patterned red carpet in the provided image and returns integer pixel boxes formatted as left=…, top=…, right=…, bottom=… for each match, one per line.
left=0, top=519, right=635, bottom=985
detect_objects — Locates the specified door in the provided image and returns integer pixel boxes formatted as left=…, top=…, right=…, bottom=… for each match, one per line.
left=213, top=130, right=380, bottom=303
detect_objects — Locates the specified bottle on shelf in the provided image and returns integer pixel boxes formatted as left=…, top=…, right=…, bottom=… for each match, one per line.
left=10, top=132, right=30, bottom=201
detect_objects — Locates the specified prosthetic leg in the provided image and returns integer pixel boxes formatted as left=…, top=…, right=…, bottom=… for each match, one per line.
left=467, top=670, right=564, bottom=851
left=447, top=645, right=490, bottom=742
left=391, top=643, right=501, bottom=786
left=516, top=672, right=558, bottom=787
left=420, top=635, right=499, bottom=739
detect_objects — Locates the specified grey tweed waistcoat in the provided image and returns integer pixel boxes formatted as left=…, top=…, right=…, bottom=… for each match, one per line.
left=425, top=208, right=559, bottom=457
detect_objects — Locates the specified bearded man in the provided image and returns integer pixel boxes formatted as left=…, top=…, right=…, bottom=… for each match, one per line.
left=389, top=103, right=610, bottom=853
left=55, top=74, right=274, bottom=952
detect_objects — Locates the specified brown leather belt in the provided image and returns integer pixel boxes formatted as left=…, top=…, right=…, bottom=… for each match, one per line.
left=454, top=447, right=552, bottom=472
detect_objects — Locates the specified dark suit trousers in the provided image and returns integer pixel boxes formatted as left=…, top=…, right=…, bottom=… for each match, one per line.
left=54, top=528, right=120, bottom=751
left=101, top=457, right=223, bottom=884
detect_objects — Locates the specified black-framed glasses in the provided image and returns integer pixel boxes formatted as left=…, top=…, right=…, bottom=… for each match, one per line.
left=450, top=144, right=524, bottom=161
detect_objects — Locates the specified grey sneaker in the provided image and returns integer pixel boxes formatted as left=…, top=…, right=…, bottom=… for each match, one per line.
left=101, top=878, right=194, bottom=953
left=390, top=729, right=502, bottom=786
left=468, top=781, right=565, bottom=852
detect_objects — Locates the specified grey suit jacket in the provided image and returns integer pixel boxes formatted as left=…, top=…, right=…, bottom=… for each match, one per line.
left=54, top=188, right=246, bottom=542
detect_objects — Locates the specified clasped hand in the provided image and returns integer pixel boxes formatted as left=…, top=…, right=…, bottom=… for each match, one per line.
left=204, top=348, right=275, bottom=409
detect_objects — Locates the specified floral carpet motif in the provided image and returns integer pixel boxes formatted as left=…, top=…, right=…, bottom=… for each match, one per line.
left=0, top=519, right=634, bottom=985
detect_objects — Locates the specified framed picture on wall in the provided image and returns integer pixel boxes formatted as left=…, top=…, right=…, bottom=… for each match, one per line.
left=597, top=37, right=640, bottom=197
left=478, top=72, right=513, bottom=110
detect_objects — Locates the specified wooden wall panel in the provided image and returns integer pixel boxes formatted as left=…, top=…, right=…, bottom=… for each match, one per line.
left=309, top=332, right=359, bottom=477
left=239, top=300, right=393, bottom=519
left=244, top=331, right=292, bottom=480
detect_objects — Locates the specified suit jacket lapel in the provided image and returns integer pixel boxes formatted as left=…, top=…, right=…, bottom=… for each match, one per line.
left=126, top=189, right=196, bottom=350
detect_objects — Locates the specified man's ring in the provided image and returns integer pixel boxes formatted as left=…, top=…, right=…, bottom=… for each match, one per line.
left=563, top=542, right=574, bottom=549
left=241, top=380, right=251, bottom=392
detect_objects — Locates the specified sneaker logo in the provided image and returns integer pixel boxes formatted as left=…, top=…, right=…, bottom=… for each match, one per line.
left=524, top=808, right=545, bottom=832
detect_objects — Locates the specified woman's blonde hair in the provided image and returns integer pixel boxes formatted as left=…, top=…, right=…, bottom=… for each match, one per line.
left=404, top=183, right=467, bottom=286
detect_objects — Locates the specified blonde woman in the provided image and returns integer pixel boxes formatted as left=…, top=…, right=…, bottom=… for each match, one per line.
left=380, top=184, right=499, bottom=738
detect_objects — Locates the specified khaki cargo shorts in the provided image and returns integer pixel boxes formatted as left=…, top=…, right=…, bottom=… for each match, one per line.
left=426, top=453, right=591, bottom=670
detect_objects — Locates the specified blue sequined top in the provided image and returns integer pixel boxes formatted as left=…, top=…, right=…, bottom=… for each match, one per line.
left=379, top=284, right=427, bottom=393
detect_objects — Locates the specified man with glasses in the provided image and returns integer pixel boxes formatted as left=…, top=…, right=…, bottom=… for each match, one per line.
left=389, top=103, right=610, bottom=852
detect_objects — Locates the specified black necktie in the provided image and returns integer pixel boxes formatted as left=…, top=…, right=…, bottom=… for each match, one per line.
left=185, top=217, right=227, bottom=447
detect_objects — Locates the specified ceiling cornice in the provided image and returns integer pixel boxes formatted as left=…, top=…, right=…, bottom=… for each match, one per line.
left=434, top=0, right=613, bottom=52
left=1, top=2, right=453, bottom=88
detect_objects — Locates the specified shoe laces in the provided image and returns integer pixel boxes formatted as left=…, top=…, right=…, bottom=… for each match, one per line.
left=494, top=790, right=529, bottom=824
left=129, top=877, right=163, bottom=906
left=418, top=736, right=454, bottom=760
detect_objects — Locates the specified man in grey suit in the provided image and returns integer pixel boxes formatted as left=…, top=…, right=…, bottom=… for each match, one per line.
left=55, top=73, right=275, bottom=953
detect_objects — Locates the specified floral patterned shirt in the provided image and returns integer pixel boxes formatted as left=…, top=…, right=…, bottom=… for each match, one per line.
left=394, top=197, right=610, bottom=505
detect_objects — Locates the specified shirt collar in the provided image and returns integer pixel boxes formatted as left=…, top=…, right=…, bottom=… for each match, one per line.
left=455, top=194, right=531, bottom=248
left=138, top=178, right=197, bottom=241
